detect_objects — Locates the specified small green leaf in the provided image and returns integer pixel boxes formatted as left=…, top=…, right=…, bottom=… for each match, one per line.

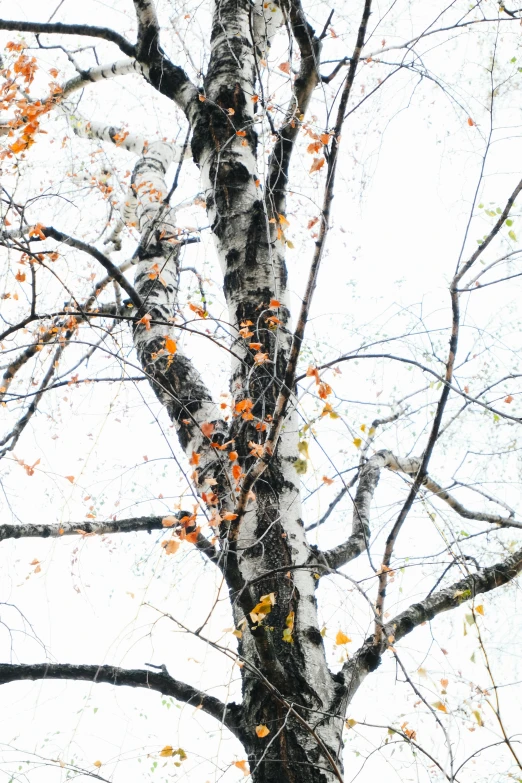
left=506, top=218, right=513, bottom=226
left=509, top=229, right=517, bottom=241
left=294, top=458, right=308, bottom=475
left=511, top=56, right=517, bottom=63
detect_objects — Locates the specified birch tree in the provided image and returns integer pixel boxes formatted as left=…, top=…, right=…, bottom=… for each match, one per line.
left=1, top=1, right=522, bottom=781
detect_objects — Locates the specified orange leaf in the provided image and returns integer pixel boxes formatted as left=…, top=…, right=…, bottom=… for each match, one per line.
left=162, top=515, right=178, bottom=527
left=475, top=604, right=484, bottom=615
left=165, top=336, right=177, bottom=354
left=269, top=299, right=280, bottom=308
left=504, top=395, right=514, bottom=403
left=201, top=421, right=215, bottom=438
left=223, top=512, right=238, bottom=520
left=185, top=526, right=201, bottom=544
left=322, top=475, right=334, bottom=485
left=278, top=61, right=291, bottom=74
left=15, top=270, right=26, bottom=282
left=249, top=342, right=263, bottom=350
left=190, top=451, right=200, bottom=466
left=232, top=464, right=242, bottom=480
left=320, top=133, right=330, bottom=145
left=162, top=538, right=181, bottom=555
left=467, top=117, right=474, bottom=126
left=28, top=223, right=47, bottom=240
left=310, top=157, right=325, bottom=174
left=432, top=701, right=448, bottom=713
left=138, top=313, right=152, bottom=330
left=307, top=140, right=322, bottom=155
left=255, top=724, right=270, bottom=738
left=188, top=302, right=207, bottom=318
left=236, top=130, right=247, bottom=137
left=65, top=475, right=75, bottom=483
left=335, top=630, right=352, bottom=645
left=234, top=760, right=249, bottom=775
left=229, top=451, right=238, bottom=461
left=306, top=366, right=320, bottom=384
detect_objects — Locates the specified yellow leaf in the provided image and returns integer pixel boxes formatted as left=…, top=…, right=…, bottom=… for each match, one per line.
left=432, top=701, right=448, bottom=713
left=345, top=718, right=357, bottom=729
left=297, top=441, right=309, bottom=459
left=159, top=745, right=174, bottom=757
left=353, top=438, right=362, bottom=449
left=250, top=593, right=275, bottom=623
left=256, top=724, right=270, bottom=738
left=475, top=604, right=484, bottom=615
left=335, top=630, right=351, bottom=646
left=93, top=760, right=102, bottom=768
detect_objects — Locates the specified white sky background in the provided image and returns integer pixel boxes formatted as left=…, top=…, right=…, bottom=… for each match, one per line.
left=1, top=0, right=522, bottom=781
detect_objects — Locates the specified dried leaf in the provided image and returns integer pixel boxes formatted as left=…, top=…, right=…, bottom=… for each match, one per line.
left=256, top=724, right=270, bottom=738
left=162, top=539, right=181, bottom=555
left=165, top=336, right=177, bottom=354
left=335, top=630, right=351, bottom=646
left=201, top=421, right=215, bottom=438
left=310, top=157, right=325, bottom=174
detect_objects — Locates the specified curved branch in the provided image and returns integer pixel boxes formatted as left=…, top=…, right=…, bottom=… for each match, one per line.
left=342, top=544, right=522, bottom=705
left=386, top=545, right=522, bottom=645
left=0, top=18, right=136, bottom=57
left=30, top=226, right=143, bottom=309
left=0, top=662, right=244, bottom=738
left=61, top=58, right=146, bottom=98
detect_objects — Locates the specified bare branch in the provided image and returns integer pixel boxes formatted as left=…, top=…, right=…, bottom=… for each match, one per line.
left=61, top=58, right=146, bottom=98
left=0, top=663, right=243, bottom=738
left=0, top=18, right=136, bottom=57
left=28, top=226, right=143, bottom=308
left=342, top=546, right=522, bottom=705
left=385, top=545, right=522, bottom=646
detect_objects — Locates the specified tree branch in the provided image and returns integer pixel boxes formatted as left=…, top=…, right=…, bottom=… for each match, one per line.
left=0, top=663, right=244, bottom=738
left=0, top=19, right=135, bottom=57
left=317, top=451, right=389, bottom=569
left=386, top=545, right=522, bottom=644
left=342, top=545, right=522, bottom=705
left=61, top=58, right=146, bottom=98
left=0, top=515, right=222, bottom=567
left=29, top=226, right=143, bottom=309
